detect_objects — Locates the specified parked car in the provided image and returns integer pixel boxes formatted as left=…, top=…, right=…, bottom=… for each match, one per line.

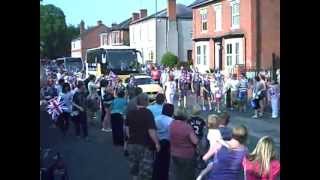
left=125, top=74, right=163, bottom=100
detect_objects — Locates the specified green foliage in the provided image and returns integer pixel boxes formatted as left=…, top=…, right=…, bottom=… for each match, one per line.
left=176, top=61, right=189, bottom=68
left=40, top=4, right=79, bottom=59
left=161, top=52, right=178, bottom=68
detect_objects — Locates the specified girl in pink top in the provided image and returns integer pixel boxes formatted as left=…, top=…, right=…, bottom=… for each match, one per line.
left=242, top=136, right=280, bottom=180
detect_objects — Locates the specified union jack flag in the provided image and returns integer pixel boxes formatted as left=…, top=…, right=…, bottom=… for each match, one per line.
left=47, top=97, right=66, bottom=121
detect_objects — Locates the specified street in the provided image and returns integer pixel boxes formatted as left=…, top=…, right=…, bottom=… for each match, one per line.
left=40, top=95, right=280, bottom=180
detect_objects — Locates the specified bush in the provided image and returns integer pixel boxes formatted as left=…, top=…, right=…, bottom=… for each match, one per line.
left=161, top=52, right=178, bottom=68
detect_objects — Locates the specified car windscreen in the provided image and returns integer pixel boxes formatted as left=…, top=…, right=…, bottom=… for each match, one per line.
left=134, top=78, right=152, bottom=85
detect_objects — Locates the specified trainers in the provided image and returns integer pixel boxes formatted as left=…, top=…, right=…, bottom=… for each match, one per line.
left=258, top=112, right=263, bottom=118
left=252, top=114, right=258, bottom=119
left=202, top=106, right=206, bottom=111
left=102, top=128, right=112, bottom=132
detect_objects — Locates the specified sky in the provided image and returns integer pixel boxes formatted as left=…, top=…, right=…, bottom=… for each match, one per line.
left=42, top=0, right=196, bottom=27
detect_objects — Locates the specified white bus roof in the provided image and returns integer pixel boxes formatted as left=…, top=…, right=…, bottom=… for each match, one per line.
left=87, top=45, right=137, bottom=52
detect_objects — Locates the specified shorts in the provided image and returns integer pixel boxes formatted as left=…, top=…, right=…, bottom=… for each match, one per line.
left=238, top=92, right=248, bottom=105
left=180, top=89, right=189, bottom=97
left=127, top=144, right=155, bottom=179
left=251, top=99, right=260, bottom=109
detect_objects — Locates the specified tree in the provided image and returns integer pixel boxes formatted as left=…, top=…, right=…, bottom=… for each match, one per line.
left=65, top=24, right=80, bottom=56
left=161, top=52, right=178, bottom=68
left=40, top=4, right=68, bottom=59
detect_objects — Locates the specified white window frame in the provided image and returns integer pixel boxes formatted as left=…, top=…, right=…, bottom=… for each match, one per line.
left=195, top=41, right=210, bottom=73
left=203, top=45, right=207, bottom=65
left=229, top=0, right=240, bottom=29
left=214, top=3, right=222, bottom=32
left=224, top=38, right=244, bottom=69
left=199, top=8, right=208, bottom=32
left=196, top=46, right=201, bottom=65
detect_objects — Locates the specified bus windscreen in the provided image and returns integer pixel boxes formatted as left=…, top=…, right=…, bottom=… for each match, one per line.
left=107, top=50, right=138, bottom=71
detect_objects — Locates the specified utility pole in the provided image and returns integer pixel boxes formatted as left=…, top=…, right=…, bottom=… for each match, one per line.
left=155, top=0, right=157, bottom=64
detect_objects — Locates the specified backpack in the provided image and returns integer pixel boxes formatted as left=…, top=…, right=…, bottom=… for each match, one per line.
left=87, top=96, right=100, bottom=112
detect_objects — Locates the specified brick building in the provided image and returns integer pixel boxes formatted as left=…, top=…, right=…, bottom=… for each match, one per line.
left=190, top=0, right=280, bottom=74
left=100, top=18, right=131, bottom=47
left=71, top=20, right=110, bottom=60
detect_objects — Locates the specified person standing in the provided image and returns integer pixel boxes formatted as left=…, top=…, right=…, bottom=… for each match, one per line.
left=238, top=73, right=249, bottom=112
left=160, top=68, right=169, bottom=87
left=178, top=67, right=192, bottom=108
left=268, top=80, right=280, bottom=119
left=147, top=93, right=165, bottom=119
left=242, top=136, right=280, bottom=180
left=230, top=74, right=240, bottom=110
left=110, top=90, right=128, bottom=146
left=202, top=74, right=213, bottom=111
left=72, top=81, right=89, bottom=140
left=152, top=104, right=175, bottom=180
left=170, top=108, right=198, bottom=180
left=57, top=83, right=73, bottom=136
left=192, top=68, right=202, bottom=103
left=252, top=76, right=264, bottom=118
left=151, top=66, right=161, bottom=84
left=126, top=93, right=160, bottom=180
left=164, top=75, right=176, bottom=104
left=101, top=86, right=114, bottom=132
left=86, top=86, right=101, bottom=126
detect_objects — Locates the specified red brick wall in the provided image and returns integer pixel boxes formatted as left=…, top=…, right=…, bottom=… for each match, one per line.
left=260, top=0, right=280, bottom=69
left=193, top=0, right=279, bottom=71
left=81, top=25, right=108, bottom=60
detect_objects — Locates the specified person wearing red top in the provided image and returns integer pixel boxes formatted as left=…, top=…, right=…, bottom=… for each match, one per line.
left=151, top=66, right=161, bottom=84
left=242, top=136, right=280, bottom=180
left=170, top=108, right=199, bottom=180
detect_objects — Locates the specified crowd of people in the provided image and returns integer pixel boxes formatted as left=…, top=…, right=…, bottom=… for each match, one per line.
left=148, top=65, right=280, bottom=119
left=40, top=63, right=280, bottom=180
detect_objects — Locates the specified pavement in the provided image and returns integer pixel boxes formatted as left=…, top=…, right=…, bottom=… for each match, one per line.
left=40, top=94, right=280, bottom=179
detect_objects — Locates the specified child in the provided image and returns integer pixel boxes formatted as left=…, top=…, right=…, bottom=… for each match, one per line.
left=268, top=80, right=280, bottom=118
left=214, top=85, right=223, bottom=113
left=196, top=114, right=229, bottom=180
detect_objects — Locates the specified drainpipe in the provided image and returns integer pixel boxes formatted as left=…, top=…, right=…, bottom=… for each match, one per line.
left=155, top=0, right=157, bottom=64
left=256, top=0, right=261, bottom=73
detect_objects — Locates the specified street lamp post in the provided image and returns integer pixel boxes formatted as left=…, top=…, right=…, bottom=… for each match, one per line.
left=155, top=0, right=157, bottom=65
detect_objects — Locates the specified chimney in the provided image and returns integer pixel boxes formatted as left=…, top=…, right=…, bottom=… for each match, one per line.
left=80, top=20, right=85, bottom=34
left=140, top=9, right=147, bottom=19
left=132, top=12, right=140, bottom=21
left=168, top=0, right=176, bottom=21
left=97, top=20, right=102, bottom=26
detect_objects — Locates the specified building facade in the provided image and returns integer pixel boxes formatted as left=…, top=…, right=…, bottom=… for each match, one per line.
left=71, top=20, right=110, bottom=60
left=129, top=0, right=193, bottom=65
left=191, top=0, right=280, bottom=74
left=99, top=18, right=131, bottom=47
